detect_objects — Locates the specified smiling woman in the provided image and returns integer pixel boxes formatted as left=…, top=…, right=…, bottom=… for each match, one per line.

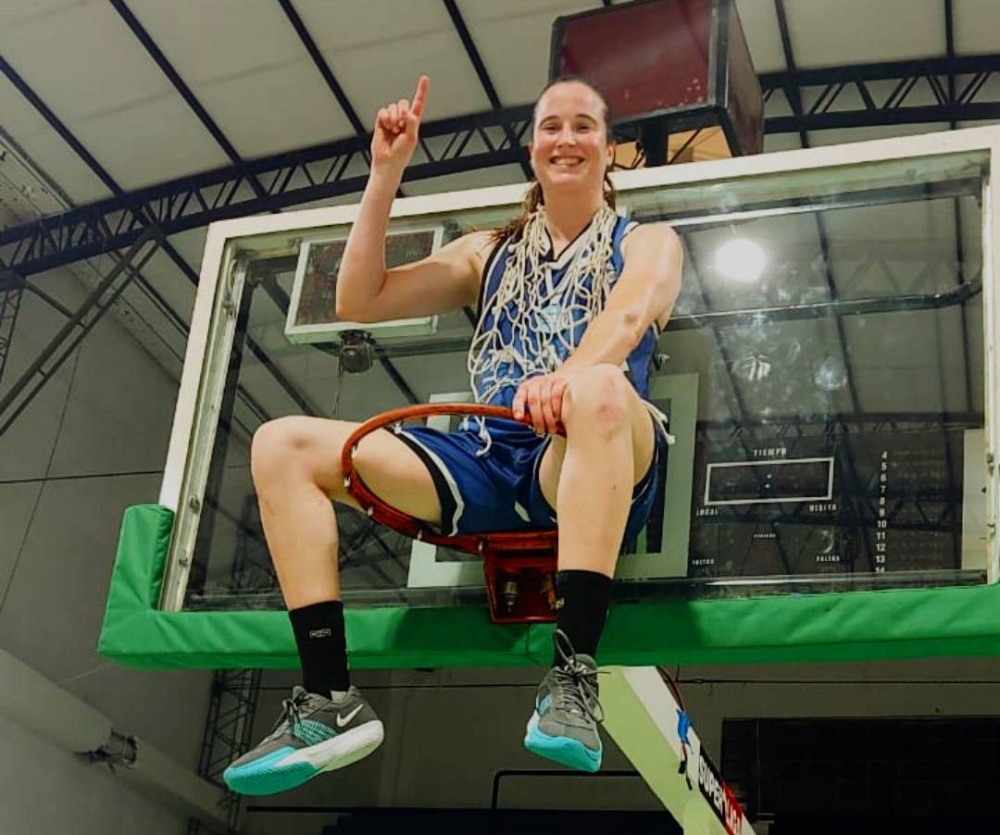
left=493, top=77, right=618, bottom=245
left=222, top=73, right=683, bottom=796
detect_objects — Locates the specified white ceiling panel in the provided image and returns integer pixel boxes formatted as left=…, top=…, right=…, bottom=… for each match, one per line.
left=786, top=0, right=943, bottom=69
left=0, top=0, right=228, bottom=188
left=196, top=62, right=357, bottom=159
left=124, top=0, right=305, bottom=84
left=124, top=0, right=355, bottom=158
left=0, top=0, right=89, bottom=39
left=72, top=94, right=229, bottom=190
left=0, top=0, right=173, bottom=122
left=458, top=0, right=589, bottom=105
left=0, top=74, right=110, bottom=205
left=326, top=41, right=490, bottom=125
left=954, top=0, right=1000, bottom=55
left=294, top=0, right=491, bottom=123
left=295, top=0, right=459, bottom=52
left=733, top=0, right=786, bottom=74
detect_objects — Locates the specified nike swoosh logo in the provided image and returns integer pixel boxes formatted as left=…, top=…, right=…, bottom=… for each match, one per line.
left=336, top=705, right=364, bottom=727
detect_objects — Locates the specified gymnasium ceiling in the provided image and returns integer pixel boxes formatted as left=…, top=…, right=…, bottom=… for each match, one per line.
left=0, top=0, right=998, bottom=427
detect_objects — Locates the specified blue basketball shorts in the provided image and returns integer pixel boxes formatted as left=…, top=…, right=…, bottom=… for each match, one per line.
left=392, top=410, right=670, bottom=545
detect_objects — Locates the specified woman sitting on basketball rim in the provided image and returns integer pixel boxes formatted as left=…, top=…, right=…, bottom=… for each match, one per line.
left=224, top=74, right=683, bottom=795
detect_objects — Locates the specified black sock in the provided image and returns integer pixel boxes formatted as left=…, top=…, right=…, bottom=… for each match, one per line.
left=553, top=569, right=613, bottom=665
left=289, top=601, right=350, bottom=695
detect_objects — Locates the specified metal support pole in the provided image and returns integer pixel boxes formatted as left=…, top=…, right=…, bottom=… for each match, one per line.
left=0, top=283, right=23, bottom=385
left=190, top=668, right=262, bottom=834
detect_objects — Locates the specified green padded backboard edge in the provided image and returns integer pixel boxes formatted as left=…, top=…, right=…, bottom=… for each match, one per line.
left=98, top=504, right=1000, bottom=671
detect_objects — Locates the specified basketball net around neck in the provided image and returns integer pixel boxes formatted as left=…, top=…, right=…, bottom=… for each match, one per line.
left=468, top=204, right=620, bottom=405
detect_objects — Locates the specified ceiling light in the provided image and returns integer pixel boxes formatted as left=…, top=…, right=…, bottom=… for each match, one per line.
left=715, top=237, right=765, bottom=282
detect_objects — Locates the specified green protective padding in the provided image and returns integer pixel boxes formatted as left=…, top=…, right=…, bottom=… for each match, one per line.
left=99, top=504, right=1000, bottom=670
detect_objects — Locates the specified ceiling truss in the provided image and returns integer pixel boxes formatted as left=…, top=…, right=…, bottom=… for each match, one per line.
left=0, top=51, right=996, bottom=278
left=761, top=54, right=1000, bottom=133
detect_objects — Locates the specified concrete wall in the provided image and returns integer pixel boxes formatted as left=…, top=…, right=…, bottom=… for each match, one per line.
left=0, top=269, right=213, bottom=835
left=0, top=711, right=188, bottom=835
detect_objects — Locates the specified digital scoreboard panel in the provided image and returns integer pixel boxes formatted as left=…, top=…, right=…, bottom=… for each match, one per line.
left=688, top=424, right=969, bottom=579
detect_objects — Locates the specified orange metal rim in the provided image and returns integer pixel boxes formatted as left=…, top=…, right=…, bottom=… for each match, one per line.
left=341, top=403, right=558, bottom=555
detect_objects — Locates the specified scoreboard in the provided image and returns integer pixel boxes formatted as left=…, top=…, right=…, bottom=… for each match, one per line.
left=686, top=424, right=973, bottom=579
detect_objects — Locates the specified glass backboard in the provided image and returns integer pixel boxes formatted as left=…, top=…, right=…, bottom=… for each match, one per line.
left=99, top=126, right=1000, bottom=670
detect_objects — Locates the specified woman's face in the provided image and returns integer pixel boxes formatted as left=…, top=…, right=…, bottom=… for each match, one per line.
left=530, top=81, right=613, bottom=199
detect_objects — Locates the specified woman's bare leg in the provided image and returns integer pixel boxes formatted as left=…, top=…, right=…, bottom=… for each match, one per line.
left=537, top=364, right=656, bottom=579
left=251, top=415, right=443, bottom=608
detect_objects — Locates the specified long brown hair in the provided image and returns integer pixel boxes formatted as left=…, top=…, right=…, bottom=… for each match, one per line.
left=492, top=77, right=617, bottom=243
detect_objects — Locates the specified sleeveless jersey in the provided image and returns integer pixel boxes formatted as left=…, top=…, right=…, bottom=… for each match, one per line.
left=472, top=214, right=659, bottom=407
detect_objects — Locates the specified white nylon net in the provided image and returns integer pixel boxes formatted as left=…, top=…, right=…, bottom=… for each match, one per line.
left=467, top=205, right=621, bottom=404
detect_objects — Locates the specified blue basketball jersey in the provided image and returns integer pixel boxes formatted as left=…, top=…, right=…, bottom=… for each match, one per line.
left=473, top=214, right=659, bottom=407
left=394, top=212, right=671, bottom=538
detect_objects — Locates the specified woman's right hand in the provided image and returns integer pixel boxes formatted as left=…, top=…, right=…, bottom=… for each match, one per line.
left=371, top=75, right=429, bottom=174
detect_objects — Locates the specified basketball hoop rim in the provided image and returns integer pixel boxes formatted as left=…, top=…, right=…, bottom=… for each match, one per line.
left=341, top=403, right=560, bottom=556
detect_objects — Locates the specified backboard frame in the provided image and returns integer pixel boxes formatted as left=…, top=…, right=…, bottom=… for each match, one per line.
left=97, top=124, right=1000, bottom=670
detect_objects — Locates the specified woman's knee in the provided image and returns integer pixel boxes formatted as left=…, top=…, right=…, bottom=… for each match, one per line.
left=251, top=417, right=305, bottom=482
left=562, top=364, right=633, bottom=432
left=251, top=416, right=347, bottom=491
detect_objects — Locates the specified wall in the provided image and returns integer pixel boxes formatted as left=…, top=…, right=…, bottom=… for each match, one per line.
left=0, top=268, right=214, bottom=834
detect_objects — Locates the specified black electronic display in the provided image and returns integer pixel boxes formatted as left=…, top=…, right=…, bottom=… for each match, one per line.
left=689, top=424, right=966, bottom=578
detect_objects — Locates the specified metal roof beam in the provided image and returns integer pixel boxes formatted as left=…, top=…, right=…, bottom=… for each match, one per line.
left=944, top=0, right=958, bottom=129
left=3, top=55, right=999, bottom=276
left=761, top=53, right=1000, bottom=132
left=761, top=54, right=1000, bottom=86
left=766, top=102, right=1000, bottom=133
left=441, top=0, right=532, bottom=179
left=276, top=0, right=366, bottom=135
left=0, top=106, right=533, bottom=276
left=0, top=56, right=310, bottom=425
left=0, top=57, right=121, bottom=196
left=108, top=0, right=269, bottom=201
left=773, top=0, right=809, bottom=149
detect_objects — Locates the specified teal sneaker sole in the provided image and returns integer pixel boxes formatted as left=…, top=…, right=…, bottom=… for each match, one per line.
left=224, top=720, right=385, bottom=796
left=523, top=712, right=602, bottom=773
left=224, top=749, right=321, bottom=796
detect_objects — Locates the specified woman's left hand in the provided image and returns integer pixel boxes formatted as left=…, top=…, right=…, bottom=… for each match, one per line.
left=512, top=371, right=573, bottom=436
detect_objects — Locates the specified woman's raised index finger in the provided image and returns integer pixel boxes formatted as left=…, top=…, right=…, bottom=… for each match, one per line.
left=410, top=75, right=429, bottom=119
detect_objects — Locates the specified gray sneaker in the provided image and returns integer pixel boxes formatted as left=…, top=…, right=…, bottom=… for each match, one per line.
left=523, top=630, right=603, bottom=772
left=223, top=685, right=384, bottom=795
